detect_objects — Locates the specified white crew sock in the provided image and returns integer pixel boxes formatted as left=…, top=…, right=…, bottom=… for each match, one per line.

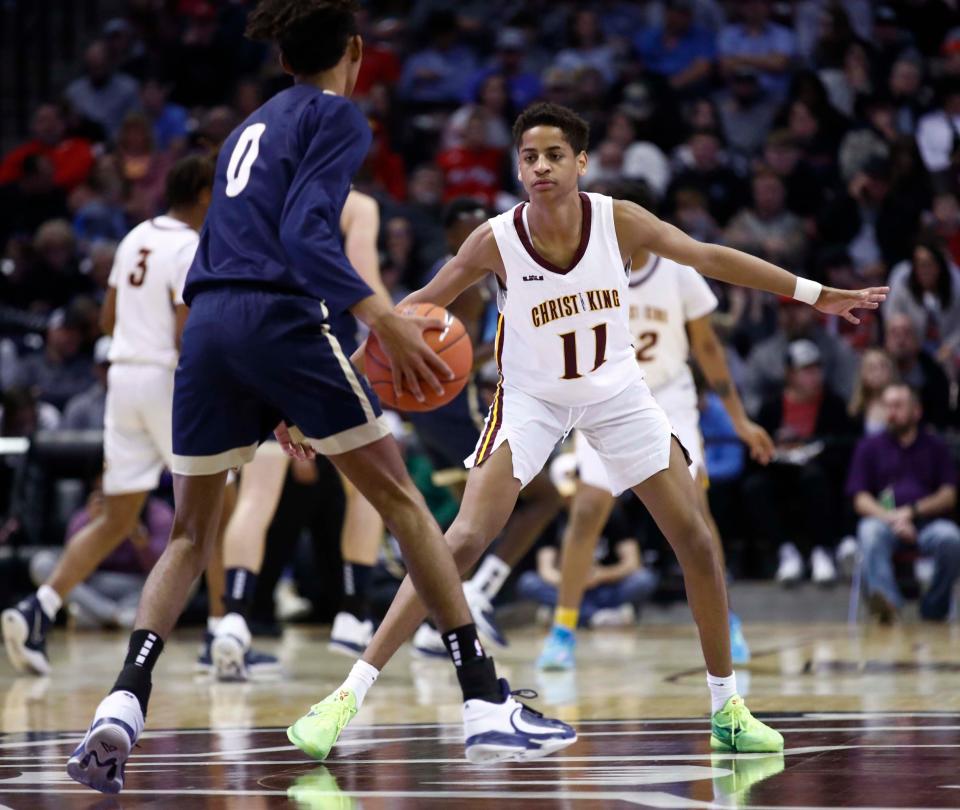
left=470, top=555, right=511, bottom=599
left=342, top=660, right=379, bottom=709
left=36, top=585, right=62, bottom=621
left=707, top=671, right=738, bottom=715
left=207, top=616, right=221, bottom=634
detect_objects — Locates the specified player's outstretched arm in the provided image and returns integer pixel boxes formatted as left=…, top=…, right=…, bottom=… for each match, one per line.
left=400, top=222, right=502, bottom=310
left=614, top=200, right=887, bottom=323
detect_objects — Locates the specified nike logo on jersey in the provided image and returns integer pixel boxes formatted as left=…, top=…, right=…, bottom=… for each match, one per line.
left=522, top=274, right=544, bottom=282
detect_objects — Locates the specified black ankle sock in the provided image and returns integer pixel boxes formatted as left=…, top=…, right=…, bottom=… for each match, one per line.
left=442, top=623, right=504, bottom=703
left=223, top=567, right=257, bottom=617
left=341, top=562, right=373, bottom=618
left=111, top=629, right=164, bottom=716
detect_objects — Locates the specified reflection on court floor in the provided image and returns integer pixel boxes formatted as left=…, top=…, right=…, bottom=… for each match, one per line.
left=3, top=712, right=960, bottom=808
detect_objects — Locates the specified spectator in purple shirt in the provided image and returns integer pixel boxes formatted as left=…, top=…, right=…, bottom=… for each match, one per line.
left=846, top=383, right=960, bottom=624
left=28, top=484, right=172, bottom=628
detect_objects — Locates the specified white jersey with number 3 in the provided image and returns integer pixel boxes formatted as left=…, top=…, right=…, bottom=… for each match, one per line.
left=625, top=253, right=718, bottom=392
left=488, top=192, right=642, bottom=407
left=107, top=215, right=198, bottom=369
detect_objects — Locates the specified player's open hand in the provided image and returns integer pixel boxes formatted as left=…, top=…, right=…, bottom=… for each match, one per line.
left=814, top=286, right=889, bottom=324
left=371, top=310, right=454, bottom=404
left=275, top=421, right=316, bottom=461
left=734, top=418, right=775, bottom=465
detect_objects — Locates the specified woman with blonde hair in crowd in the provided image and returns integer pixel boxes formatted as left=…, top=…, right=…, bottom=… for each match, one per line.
left=848, top=347, right=898, bottom=435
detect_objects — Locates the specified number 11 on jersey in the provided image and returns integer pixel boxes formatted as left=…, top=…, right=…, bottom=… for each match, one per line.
left=559, top=323, right=607, bottom=380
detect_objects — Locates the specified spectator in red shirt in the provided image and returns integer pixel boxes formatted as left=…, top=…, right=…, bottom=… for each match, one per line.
left=743, top=339, right=856, bottom=587
left=435, top=108, right=506, bottom=206
left=0, top=104, right=94, bottom=191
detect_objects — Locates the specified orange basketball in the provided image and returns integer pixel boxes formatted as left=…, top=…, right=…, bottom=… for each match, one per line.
left=365, top=303, right=473, bottom=412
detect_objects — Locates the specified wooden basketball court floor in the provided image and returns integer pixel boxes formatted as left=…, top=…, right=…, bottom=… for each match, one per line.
left=2, top=619, right=960, bottom=808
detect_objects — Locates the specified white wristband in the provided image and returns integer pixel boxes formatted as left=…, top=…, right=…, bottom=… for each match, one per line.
left=793, top=277, right=822, bottom=306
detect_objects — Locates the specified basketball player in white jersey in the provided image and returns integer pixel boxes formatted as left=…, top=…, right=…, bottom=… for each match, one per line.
left=285, top=102, right=886, bottom=758
left=1, top=157, right=222, bottom=675
left=537, top=248, right=774, bottom=671
left=209, top=189, right=390, bottom=681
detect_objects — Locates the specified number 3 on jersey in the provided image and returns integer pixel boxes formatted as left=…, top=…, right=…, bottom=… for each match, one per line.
left=559, top=324, right=607, bottom=380
left=225, top=123, right=266, bottom=197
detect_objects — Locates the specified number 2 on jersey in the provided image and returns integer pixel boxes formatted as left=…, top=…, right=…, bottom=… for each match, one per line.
left=559, top=324, right=607, bottom=380
left=225, top=122, right=266, bottom=197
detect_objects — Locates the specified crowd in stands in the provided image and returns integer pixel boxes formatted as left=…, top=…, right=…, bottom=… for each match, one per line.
left=1, top=0, right=959, bottom=618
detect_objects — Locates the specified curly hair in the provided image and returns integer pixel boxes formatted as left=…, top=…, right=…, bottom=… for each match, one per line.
left=246, top=0, right=359, bottom=75
left=512, top=102, right=590, bottom=154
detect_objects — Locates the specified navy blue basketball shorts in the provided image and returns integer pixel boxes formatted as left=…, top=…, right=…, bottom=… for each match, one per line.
left=171, top=287, right=389, bottom=476
left=407, top=382, right=485, bottom=471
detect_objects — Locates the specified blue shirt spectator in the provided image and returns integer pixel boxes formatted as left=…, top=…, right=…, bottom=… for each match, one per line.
left=634, top=2, right=716, bottom=93
left=718, top=1, right=796, bottom=98
left=700, top=392, right=746, bottom=482
left=465, top=30, right=542, bottom=110
left=64, top=41, right=140, bottom=140
left=398, top=10, right=477, bottom=106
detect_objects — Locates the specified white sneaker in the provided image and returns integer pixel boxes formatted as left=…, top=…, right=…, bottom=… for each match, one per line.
left=775, top=543, right=804, bottom=586
left=212, top=612, right=251, bottom=682
left=328, top=612, right=374, bottom=657
left=588, top=604, right=635, bottom=628
left=67, top=690, right=144, bottom=794
left=412, top=622, right=446, bottom=658
left=835, top=536, right=859, bottom=580
left=275, top=578, right=312, bottom=621
left=463, top=678, right=577, bottom=763
left=811, top=546, right=837, bottom=586
left=463, top=580, right=508, bottom=648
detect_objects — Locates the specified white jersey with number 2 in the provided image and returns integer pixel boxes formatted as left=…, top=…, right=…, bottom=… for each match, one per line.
left=488, top=192, right=642, bottom=407
left=625, top=253, right=718, bottom=393
left=107, top=215, right=198, bottom=370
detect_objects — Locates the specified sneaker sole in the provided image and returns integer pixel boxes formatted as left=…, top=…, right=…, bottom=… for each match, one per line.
left=710, top=734, right=784, bottom=753
left=66, top=723, right=132, bottom=794
left=327, top=638, right=368, bottom=658
left=211, top=635, right=248, bottom=682
left=1, top=609, right=49, bottom=676
left=466, top=733, right=577, bottom=764
left=287, top=723, right=333, bottom=761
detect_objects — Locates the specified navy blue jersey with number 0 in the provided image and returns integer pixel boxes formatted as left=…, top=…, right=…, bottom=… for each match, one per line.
left=183, top=84, right=373, bottom=316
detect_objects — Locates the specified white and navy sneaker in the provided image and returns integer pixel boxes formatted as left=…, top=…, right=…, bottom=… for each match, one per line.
left=412, top=622, right=447, bottom=658
left=328, top=611, right=374, bottom=657
left=463, top=679, right=577, bottom=763
left=195, top=631, right=281, bottom=676
left=2, top=595, right=52, bottom=676
left=211, top=612, right=252, bottom=682
left=463, top=581, right=508, bottom=649
left=67, top=690, right=144, bottom=794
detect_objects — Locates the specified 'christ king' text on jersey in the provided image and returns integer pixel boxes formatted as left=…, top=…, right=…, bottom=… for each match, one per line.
left=488, top=192, right=642, bottom=407
left=108, top=215, right=198, bottom=370
left=183, top=85, right=372, bottom=315
left=624, top=253, right=718, bottom=392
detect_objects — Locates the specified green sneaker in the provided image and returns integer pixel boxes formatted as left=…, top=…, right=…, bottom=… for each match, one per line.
left=287, top=688, right=358, bottom=760
left=710, top=695, right=783, bottom=753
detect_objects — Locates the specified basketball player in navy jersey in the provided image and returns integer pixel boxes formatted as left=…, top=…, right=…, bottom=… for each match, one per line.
left=67, top=1, right=574, bottom=794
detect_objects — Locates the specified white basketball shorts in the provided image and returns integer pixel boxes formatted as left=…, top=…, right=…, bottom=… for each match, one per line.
left=575, top=372, right=704, bottom=493
left=103, top=364, right=174, bottom=495
left=466, top=377, right=686, bottom=495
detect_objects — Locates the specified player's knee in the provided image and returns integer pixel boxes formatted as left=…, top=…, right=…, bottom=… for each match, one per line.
left=446, top=520, right=490, bottom=570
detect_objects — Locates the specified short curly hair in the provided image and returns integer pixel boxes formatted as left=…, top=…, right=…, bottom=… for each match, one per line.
left=246, top=0, right=359, bottom=75
left=512, top=102, right=590, bottom=155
